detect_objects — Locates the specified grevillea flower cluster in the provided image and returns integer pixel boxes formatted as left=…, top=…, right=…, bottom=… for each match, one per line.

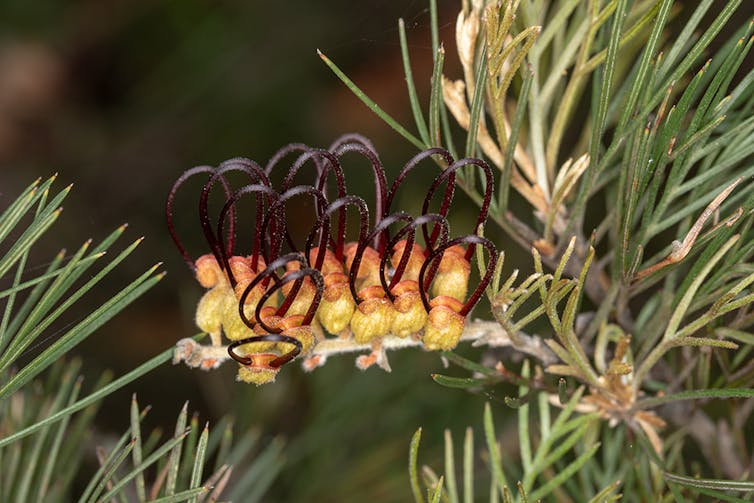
left=167, top=134, right=497, bottom=384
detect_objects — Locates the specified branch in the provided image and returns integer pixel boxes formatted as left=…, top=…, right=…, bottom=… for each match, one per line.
left=173, top=320, right=558, bottom=374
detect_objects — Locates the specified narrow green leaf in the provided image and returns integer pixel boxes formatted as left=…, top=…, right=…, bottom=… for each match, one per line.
left=4, top=224, right=127, bottom=349
left=663, top=235, right=739, bottom=341
left=188, top=424, right=209, bottom=503
left=399, top=18, right=430, bottom=145
left=635, top=387, right=754, bottom=409
left=78, top=427, right=136, bottom=503
left=573, top=0, right=629, bottom=236
left=409, top=428, right=425, bottom=503
left=318, top=50, right=425, bottom=149
left=535, top=420, right=593, bottom=472
left=429, top=475, right=444, bottom=503
left=166, top=402, right=189, bottom=496
left=229, top=437, right=284, bottom=503
left=0, top=252, right=104, bottom=301
left=441, top=351, right=497, bottom=376
left=429, top=0, right=439, bottom=57
left=179, top=414, right=199, bottom=490
left=682, top=487, right=752, bottom=503
left=442, top=430, right=459, bottom=503
left=0, top=176, right=44, bottom=245
left=98, top=431, right=190, bottom=503
left=0, top=239, right=93, bottom=369
left=499, top=65, right=533, bottom=213
left=431, top=374, right=492, bottom=389
left=0, top=207, right=62, bottom=280
left=85, top=441, right=136, bottom=503
left=586, top=480, right=622, bottom=503
left=463, top=427, right=473, bottom=503
left=212, top=420, right=235, bottom=474
left=660, top=0, right=714, bottom=82
left=716, top=328, right=754, bottom=345
left=15, top=366, right=76, bottom=503
left=483, top=402, right=508, bottom=494
left=151, top=487, right=208, bottom=503
left=658, top=0, right=741, bottom=89
left=131, top=395, right=147, bottom=502
left=558, top=378, right=568, bottom=404
left=0, top=231, right=139, bottom=373
left=38, top=373, right=83, bottom=499
left=528, top=442, right=601, bottom=502
left=0, top=340, right=182, bottom=449
left=664, top=472, right=754, bottom=491
left=465, top=47, right=487, bottom=159
left=428, top=45, right=445, bottom=148
left=0, top=265, right=163, bottom=399
left=668, top=480, right=690, bottom=502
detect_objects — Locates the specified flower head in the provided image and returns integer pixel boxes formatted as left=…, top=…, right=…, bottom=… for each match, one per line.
left=168, top=134, right=498, bottom=383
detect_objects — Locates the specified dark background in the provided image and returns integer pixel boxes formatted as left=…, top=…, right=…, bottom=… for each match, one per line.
left=2, top=1, right=752, bottom=501
left=0, top=1, right=500, bottom=501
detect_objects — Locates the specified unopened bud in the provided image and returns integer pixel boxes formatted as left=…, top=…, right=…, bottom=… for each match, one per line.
left=390, top=281, right=427, bottom=338
left=430, top=246, right=471, bottom=302
left=195, top=254, right=224, bottom=288
left=318, top=273, right=356, bottom=334
left=423, top=296, right=465, bottom=351
left=350, top=286, right=395, bottom=343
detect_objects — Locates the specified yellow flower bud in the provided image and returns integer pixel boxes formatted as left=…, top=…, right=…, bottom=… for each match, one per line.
left=430, top=245, right=470, bottom=302
left=236, top=353, right=280, bottom=385
left=285, top=325, right=315, bottom=353
left=195, top=286, right=229, bottom=336
left=318, top=273, right=356, bottom=334
left=350, top=285, right=395, bottom=343
left=423, top=296, right=465, bottom=351
left=390, top=281, right=427, bottom=338
left=221, top=293, right=256, bottom=341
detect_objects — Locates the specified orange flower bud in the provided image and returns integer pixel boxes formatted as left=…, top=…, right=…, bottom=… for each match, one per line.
left=318, top=273, right=356, bottom=334
left=227, top=255, right=252, bottom=281
left=255, top=305, right=283, bottom=332
left=233, top=278, right=267, bottom=307
left=195, top=254, right=224, bottom=288
left=344, top=242, right=382, bottom=290
left=391, top=240, right=425, bottom=282
left=308, top=247, right=345, bottom=276
left=390, top=281, right=427, bottom=337
left=423, top=296, right=465, bottom=351
left=430, top=245, right=470, bottom=302
left=350, top=285, right=395, bottom=343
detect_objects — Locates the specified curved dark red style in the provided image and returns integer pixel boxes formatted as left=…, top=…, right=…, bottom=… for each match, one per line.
left=167, top=134, right=498, bottom=383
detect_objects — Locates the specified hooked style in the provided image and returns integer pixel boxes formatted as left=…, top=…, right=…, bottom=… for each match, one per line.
left=167, top=134, right=498, bottom=384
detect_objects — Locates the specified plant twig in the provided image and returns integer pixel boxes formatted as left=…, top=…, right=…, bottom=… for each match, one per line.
left=173, top=320, right=558, bottom=373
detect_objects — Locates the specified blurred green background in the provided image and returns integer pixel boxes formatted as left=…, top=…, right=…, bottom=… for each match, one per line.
left=0, top=1, right=509, bottom=501
left=3, top=1, right=751, bottom=500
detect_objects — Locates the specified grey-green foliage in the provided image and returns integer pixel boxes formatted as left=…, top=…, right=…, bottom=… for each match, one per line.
left=409, top=378, right=619, bottom=503
left=0, top=176, right=283, bottom=501
left=0, top=362, right=283, bottom=503
left=323, top=0, right=754, bottom=500
left=0, top=175, right=163, bottom=404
